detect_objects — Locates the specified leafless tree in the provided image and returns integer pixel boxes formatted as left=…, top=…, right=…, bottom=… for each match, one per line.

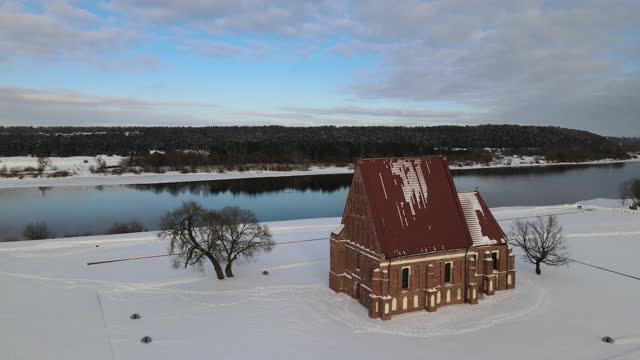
left=159, top=201, right=226, bottom=279
left=216, top=206, right=274, bottom=277
left=23, top=222, right=53, bottom=240
left=36, top=156, right=52, bottom=172
left=509, top=215, right=569, bottom=275
left=95, top=156, right=107, bottom=171
left=621, top=179, right=640, bottom=209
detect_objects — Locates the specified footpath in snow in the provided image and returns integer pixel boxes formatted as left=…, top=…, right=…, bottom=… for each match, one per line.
left=1, top=201, right=640, bottom=359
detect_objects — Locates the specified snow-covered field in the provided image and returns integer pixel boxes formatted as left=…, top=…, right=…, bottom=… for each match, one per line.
left=1, top=155, right=638, bottom=189
left=0, top=155, right=124, bottom=175
left=1, top=200, right=640, bottom=359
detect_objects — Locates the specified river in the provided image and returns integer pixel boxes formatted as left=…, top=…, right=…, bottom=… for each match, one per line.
left=1, top=162, right=638, bottom=240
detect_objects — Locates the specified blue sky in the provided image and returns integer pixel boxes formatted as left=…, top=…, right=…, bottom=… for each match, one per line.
left=1, top=0, right=639, bottom=135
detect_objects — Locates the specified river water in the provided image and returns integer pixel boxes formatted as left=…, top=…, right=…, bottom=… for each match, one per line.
left=1, top=162, right=638, bottom=240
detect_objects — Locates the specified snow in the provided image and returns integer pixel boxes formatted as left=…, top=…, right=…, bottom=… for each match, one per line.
left=2, top=205, right=640, bottom=359
left=458, top=192, right=496, bottom=246
left=0, top=156, right=353, bottom=189
left=450, top=153, right=640, bottom=170
left=0, top=155, right=124, bottom=175
left=1, top=155, right=638, bottom=189
left=389, top=159, right=428, bottom=218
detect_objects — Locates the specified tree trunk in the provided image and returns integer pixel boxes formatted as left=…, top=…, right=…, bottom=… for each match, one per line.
left=225, top=262, right=234, bottom=277
left=205, top=253, right=225, bottom=280
left=535, top=262, right=541, bottom=275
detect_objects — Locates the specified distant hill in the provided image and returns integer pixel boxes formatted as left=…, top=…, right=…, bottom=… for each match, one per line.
left=608, top=136, right=640, bottom=145
left=0, top=125, right=628, bottom=164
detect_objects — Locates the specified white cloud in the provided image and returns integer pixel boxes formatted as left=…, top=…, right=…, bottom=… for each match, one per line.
left=178, top=39, right=275, bottom=59
left=1, top=0, right=639, bottom=134
left=0, top=1, right=142, bottom=68
left=0, top=86, right=217, bottom=109
left=280, top=106, right=465, bottom=119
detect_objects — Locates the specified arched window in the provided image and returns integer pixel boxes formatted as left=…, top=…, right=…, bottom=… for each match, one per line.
left=444, top=262, right=452, bottom=283
left=492, top=251, right=499, bottom=270
left=401, top=267, right=410, bottom=289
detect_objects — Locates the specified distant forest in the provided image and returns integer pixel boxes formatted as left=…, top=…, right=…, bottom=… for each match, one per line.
left=0, top=125, right=634, bottom=167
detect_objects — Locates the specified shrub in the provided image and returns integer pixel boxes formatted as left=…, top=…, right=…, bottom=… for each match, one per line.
left=47, top=171, right=70, bottom=178
left=23, top=222, right=53, bottom=240
left=107, top=221, right=146, bottom=234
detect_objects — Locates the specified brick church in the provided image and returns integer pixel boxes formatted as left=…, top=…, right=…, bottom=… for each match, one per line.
left=329, top=156, right=516, bottom=320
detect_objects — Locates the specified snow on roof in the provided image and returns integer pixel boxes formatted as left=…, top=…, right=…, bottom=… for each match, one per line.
left=357, top=156, right=472, bottom=257
left=332, top=224, right=345, bottom=236
left=458, top=191, right=507, bottom=246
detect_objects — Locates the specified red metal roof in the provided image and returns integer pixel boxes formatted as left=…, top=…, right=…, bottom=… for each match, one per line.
left=358, top=156, right=473, bottom=258
left=458, top=191, right=507, bottom=246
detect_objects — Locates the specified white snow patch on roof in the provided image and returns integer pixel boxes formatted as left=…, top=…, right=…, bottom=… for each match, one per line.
left=458, top=192, right=497, bottom=246
left=390, top=159, right=428, bottom=223
left=332, top=224, right=345, bottom=235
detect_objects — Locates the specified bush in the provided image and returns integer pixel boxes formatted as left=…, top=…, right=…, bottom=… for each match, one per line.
left=23, top=222, right=53, bottom=240
left=107, top=221, right=146, bottom=234
left=47, top=171, right=70, bottom=178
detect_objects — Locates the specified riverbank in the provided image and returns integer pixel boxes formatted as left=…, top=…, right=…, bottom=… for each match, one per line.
left=2, top=201, right=640, bottom=359
left=0, top=155, right=639, bottom=189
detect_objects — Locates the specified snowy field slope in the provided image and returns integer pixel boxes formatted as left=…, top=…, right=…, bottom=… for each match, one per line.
left=1, top=204, right=640, bottom=359
left=1, top=155, right=638, bottom=189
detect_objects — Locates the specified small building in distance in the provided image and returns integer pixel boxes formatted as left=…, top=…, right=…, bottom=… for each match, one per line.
left=329, top=156, right=515, bottom=320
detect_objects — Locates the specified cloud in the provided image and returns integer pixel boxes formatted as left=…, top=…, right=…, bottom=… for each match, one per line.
left=79, top=56, right=162, bottom=72
left=0, top=86, right=217, bottom=109
left=0, top=86, right=222, bottom=126
left=280, top=106, right=465, bottom=119
left=0, top=1, right=142, bottom=68
left=2, top=1, right=639, bottom=134
left=105, top=0, right=353, bottom=37
left=341, top=0, right=640, bottom=135
left=178, top=39, right=275, bottom=59
left=0, top=4, right=138, bottom=57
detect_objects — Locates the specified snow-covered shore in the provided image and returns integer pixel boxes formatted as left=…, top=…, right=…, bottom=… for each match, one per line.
left=1, top=201, right=639, bottom=359
left=1, top=155, right=639, bottom=189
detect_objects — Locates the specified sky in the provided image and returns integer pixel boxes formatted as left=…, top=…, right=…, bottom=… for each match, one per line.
left=0, top=0, right=639, bottom=136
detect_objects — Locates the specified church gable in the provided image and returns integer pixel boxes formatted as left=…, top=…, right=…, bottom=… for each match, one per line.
left=340, top=166, right=381, bottom=254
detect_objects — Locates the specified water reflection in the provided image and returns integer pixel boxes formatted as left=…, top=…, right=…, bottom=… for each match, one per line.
left=127, top=174, right=352, bottom=197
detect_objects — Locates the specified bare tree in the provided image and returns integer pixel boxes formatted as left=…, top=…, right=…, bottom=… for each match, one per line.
left=509, top=215, right=569, bottom=275
left=95, top=156, right=107, bottom=171
left=159, top=201, right=226, bottom=279
left=621, top=179, right=640, bottom=210
left=23, top=222, right=53, bottom=240
left=216, top=206, right=274, bottom=277
left=36, top=156, right=52, bottom=172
